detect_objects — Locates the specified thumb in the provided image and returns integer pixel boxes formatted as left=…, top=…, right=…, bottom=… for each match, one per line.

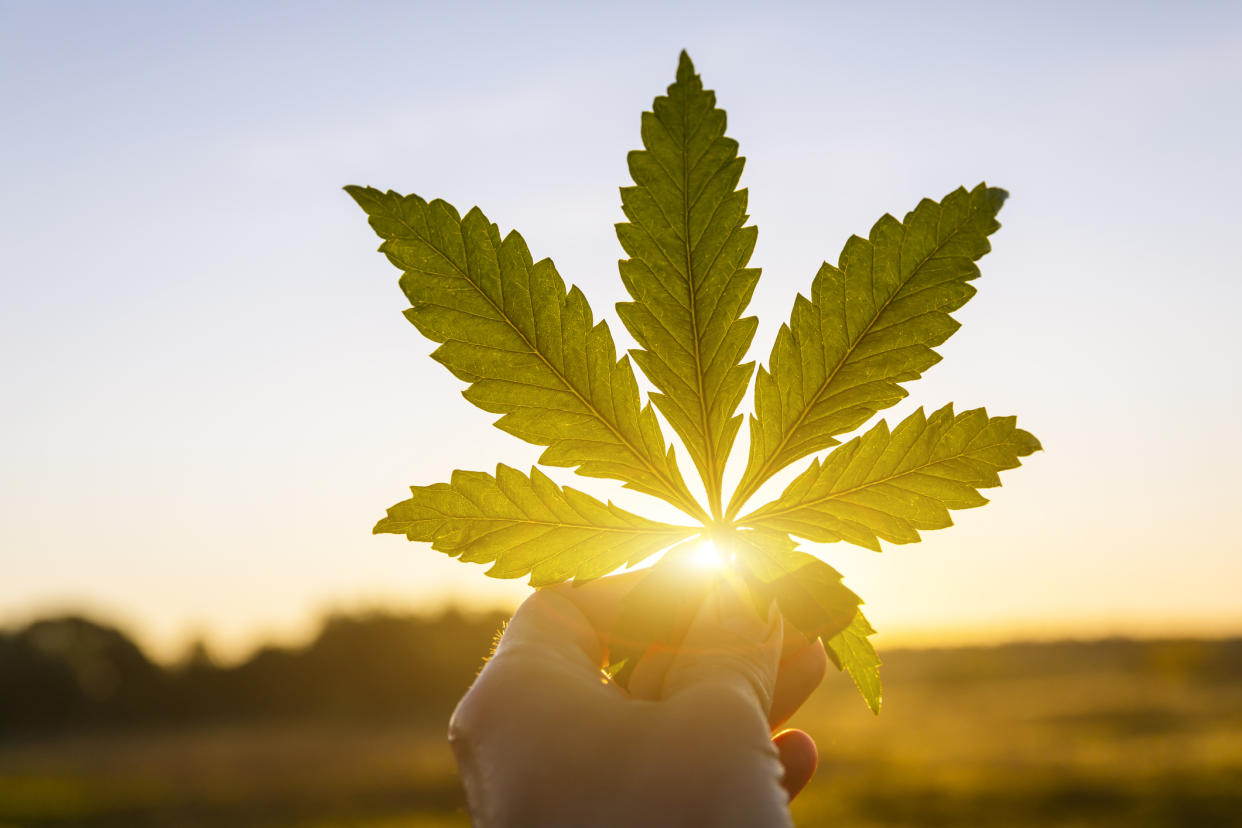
left=661, top=579, right=783, bottom=716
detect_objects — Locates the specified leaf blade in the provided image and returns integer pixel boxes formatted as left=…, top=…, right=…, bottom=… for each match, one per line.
left=730, top=530, right=861, bottom=642
left=347, top=186, right=705, bottom=521
left=616, top=52, right=760, bottom=516
left=730, top=184, right=1007, bottom=517
left=375, top=464, right=696, bottom=586
left=825, top=610, right=882, bottom=714
left=740, top=404, right=1041, bottom=550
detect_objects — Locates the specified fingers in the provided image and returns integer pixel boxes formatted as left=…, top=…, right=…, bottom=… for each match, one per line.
left=546, top=569, right=651, bottom=666
left=661, top=580, right=783, bottom=714
left=550, top=571, right=829, bottom=731
left=772, top=728, right=818, bottom=800
left=769, top=629, right=829, bottom=729
left=628, top=608, right=829, bottom=727
left=484, top=589, right=614, bottom=682
left=626, top=643, right=676, bottom=700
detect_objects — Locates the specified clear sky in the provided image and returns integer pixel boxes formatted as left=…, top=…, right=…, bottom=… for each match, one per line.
left=2, top=0, right=1240, bottom=662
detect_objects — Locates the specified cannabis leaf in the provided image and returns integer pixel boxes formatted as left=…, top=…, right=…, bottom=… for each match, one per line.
left=615, top=52, right=760, bottom=519
left=348, top=51, right=1041, bottom=712
left=732, top=529, right=860, bottom=641
left=826, top=610, right=883, bottom=714
left=346, top=187, right=706, bottom=521
left=739, top=405, right=1041, bottom=550
left=728, top=184, right=1007, bottom=518
left=376, top=464, right=694, bottom=586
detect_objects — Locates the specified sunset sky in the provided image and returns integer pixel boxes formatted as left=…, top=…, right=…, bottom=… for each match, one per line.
left=2, top=0, right=1239, bottom=662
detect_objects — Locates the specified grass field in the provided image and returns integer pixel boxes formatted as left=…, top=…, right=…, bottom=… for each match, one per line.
left=1, top=639, right=1239, bottom=827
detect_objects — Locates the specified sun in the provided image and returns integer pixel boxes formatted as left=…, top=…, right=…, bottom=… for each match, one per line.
left=688, top=538, right=726, bottom=570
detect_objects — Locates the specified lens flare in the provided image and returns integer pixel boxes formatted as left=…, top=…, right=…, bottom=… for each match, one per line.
left=689, top=539, right=725, bottom=570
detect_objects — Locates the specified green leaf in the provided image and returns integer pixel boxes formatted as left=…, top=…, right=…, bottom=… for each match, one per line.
left=730, top=530, right=861, bottom=642
left=375, top=464, right=695, bottom=586
left=350, top=53, right=1046, bottom=716
left=825, top=610, right=882, bottom=714
left=740, top=404, right=1041, bottom=551
left=616, top=52, right=760, bottom=517
left=729, top=184, right=1007, bottom=518
left=347, top=186, right=705, bottom=522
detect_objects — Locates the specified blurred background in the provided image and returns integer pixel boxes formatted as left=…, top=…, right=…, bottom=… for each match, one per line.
left=1, top=0, right=1239, bottom=825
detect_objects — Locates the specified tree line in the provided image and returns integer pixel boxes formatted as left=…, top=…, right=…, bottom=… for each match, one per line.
left=0, top=609, right=507, bottom=735
left=4, top=609, right=1240, bottom=738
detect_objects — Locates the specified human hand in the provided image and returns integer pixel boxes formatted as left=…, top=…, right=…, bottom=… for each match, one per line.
left=448, top=573, right=828, bottom=827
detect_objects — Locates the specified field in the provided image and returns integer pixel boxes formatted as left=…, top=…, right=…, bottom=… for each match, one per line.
left=1, top=638, right=1239, bottom=827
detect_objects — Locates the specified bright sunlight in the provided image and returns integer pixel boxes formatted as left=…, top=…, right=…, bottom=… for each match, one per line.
left=688, top=539, right=726, bottom=570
